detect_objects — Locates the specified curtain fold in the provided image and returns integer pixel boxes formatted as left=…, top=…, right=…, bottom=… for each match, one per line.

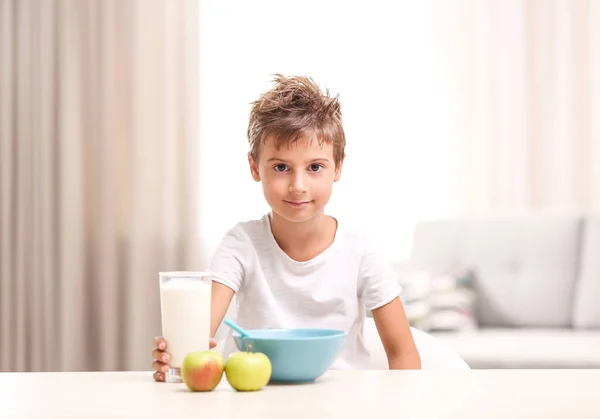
left=454, top=0, right=600, bottom=213
left=0, top=0, right=200, bottom=372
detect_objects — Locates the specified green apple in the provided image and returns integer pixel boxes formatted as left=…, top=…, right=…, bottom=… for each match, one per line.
left=181, top=350, right=224, bottom=392
left=225, top=344, right=272, bottom=391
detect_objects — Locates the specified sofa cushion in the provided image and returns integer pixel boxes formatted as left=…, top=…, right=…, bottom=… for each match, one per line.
left=431, top=328, right=600, bottom=369
left=399, top=269, right=478, bottom=332
left=573, top=218, right=600, bottom=328
left=410, top=216, right=582, bottom=328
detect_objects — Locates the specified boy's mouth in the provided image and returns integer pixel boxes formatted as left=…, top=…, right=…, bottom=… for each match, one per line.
left=284, top=200, right=312, bottom=208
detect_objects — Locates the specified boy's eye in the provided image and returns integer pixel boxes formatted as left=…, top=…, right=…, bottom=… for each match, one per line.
left=309, top=163, right=323, bottom=172
left=273, top=164, right=288, bottom=172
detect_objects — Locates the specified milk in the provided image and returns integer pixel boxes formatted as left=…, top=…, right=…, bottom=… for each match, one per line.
left=159, top=275, right=212, bottom=368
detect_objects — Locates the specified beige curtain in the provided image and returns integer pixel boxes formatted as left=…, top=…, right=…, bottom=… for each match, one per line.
left=452, top=0, right=600, bottom=213
left=0, top=0, right=200, bottom=372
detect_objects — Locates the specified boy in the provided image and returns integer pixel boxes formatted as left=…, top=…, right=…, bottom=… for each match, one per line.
left=152, top=75, right=420, bottom=381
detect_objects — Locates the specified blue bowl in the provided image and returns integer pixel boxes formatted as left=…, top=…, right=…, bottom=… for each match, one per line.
left=232, top=328, right=346, bottom=383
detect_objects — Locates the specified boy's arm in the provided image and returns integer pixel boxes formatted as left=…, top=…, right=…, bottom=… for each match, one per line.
left=358, top=237, right=421, bottom=370
left=209, top=282, right=235, bottom=338
left=206, top=226, right=249, bottom=339
left=371, top=297, right=421, bottom=370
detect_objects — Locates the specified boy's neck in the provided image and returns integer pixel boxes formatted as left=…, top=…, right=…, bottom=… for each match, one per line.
left=269, top=211, right=337, bottom=262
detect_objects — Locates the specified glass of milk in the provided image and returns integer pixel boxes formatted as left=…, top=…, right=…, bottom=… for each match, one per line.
left=159, top=271, right=212, bottom=383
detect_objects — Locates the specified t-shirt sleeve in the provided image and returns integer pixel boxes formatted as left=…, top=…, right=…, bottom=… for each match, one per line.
left=208, top=226, right=249, bottom=293
left=358, top=241, right=402, bottom=311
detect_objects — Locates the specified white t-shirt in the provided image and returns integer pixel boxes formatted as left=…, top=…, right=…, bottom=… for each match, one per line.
left=209, top=213, right=401, bottom=370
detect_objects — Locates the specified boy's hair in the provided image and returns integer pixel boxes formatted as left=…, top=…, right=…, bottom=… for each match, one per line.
left=247, top=74, right=346, bottom=166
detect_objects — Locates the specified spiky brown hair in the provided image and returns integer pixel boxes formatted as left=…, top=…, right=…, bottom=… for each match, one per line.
left=247, top=74, right=346, bottom=166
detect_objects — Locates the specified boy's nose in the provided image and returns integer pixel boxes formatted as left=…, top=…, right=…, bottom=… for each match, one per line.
left=289, top=173, right=307, bottom=193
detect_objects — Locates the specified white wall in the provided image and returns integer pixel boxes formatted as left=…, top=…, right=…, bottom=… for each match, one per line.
left=198, top=0, right=460, bottom=265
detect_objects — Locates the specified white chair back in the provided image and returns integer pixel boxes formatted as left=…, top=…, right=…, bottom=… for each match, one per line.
left=363, top=317, right=470, bottom=370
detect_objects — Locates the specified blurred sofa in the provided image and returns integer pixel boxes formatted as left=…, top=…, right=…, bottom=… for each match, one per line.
left=400, top=215, right=600, bottom=369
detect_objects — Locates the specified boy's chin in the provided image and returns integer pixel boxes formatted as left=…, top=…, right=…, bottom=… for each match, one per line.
left=272, top=207, right=323, bottom=224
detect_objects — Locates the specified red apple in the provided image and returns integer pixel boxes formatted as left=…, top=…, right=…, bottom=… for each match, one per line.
left=181, top=350, right=224, bottom=391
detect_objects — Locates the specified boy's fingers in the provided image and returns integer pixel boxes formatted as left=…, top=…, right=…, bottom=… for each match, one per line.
left=152, top=361, right=169, bottom=373
left=153, top=371, right=165, bottom=382
left=152, top=349, right=170, bottom=363
left=153, top=336, right=166, bottom=350
left=209, top=338, right=217, bottom=349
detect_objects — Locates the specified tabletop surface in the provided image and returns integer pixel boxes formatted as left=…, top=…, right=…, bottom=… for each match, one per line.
left=1, top=369, right=599, bottom=419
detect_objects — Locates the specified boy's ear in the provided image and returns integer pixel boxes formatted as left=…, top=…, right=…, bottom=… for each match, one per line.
left=248, top=153, right=261, bottom=182
left=333, top=153, right=345, bottom=183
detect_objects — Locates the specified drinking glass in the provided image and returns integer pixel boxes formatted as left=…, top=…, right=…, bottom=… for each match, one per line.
left=159, top=271, right=212, bottom=383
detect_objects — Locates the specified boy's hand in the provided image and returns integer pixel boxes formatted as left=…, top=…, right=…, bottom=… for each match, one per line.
left=152, top=336, right=218, bottom=382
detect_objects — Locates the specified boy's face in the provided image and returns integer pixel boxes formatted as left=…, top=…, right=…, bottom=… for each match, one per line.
left=248, top=133, right=343, bottom=223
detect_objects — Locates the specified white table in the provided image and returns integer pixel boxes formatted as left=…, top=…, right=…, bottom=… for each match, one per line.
left=1, top=369, right=598, bottom=418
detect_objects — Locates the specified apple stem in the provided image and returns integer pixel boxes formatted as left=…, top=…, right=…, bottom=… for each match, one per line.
left=247, top=344, right=252, bottom=353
